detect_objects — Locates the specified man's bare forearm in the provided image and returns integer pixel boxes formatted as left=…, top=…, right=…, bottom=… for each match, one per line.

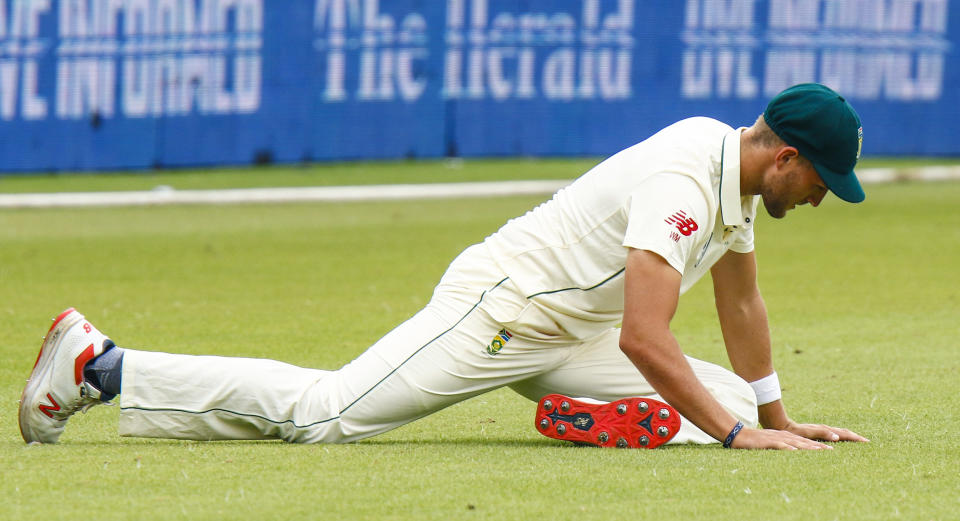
left=620, top=330, right=739, bottom=442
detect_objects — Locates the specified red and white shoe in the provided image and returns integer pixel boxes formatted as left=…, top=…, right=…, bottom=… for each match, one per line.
left=535, top=394, right=682, bottom=449
left=19, top=308, right=114, bottom=444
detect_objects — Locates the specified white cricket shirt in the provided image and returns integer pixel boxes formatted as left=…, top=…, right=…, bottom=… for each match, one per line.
left=483, top=117, right=760, bottom=339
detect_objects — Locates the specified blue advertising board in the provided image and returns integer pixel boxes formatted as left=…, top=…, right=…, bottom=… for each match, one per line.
left=0, top=0, right=956, bottom=172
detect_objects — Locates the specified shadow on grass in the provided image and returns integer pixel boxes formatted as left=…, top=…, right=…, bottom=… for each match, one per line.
left=14, top=437, right=719, bottom=453
left=359, top=438, right=716, bottom=453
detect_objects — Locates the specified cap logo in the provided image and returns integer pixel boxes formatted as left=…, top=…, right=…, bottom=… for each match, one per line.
left=856, top=126, right=863, bottom=160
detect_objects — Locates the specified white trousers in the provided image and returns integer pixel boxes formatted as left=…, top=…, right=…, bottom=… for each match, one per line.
left=118, top=245, right=758, bottom=444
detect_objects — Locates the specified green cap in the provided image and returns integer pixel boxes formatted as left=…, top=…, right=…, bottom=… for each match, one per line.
left=763, top=83, right=865, bottom=203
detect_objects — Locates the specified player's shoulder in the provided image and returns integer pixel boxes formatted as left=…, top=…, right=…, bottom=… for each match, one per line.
left=640, top=117, right=733, bottom=153
left=665, top=116, right=734, bottom=137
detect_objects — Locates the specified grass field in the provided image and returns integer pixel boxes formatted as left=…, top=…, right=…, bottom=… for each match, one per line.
left=0, top=155, right=957, bottom=194
left=1, top=161, right=958, bottom=520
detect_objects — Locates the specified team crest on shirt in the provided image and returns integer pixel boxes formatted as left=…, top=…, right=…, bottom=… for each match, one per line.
left=485, top=329, right=513, bottom=356
left=665, top=211, right=698, bottom=242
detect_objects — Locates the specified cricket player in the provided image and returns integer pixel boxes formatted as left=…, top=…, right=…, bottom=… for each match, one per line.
left=20, top=83, right=870, bottom=450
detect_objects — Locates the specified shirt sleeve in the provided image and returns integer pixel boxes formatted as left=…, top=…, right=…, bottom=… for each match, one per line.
left=622, top=173, right=711, bottom=275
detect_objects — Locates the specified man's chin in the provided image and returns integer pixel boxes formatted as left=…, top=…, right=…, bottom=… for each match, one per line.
left=763, top=201, right=788, bottom=219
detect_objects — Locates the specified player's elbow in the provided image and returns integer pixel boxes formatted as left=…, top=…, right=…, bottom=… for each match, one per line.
left=619, top=334, right=663, bottom=367
left=715, top=290, right=766, bottom=320
left=620, top=316, right=679, bottom=358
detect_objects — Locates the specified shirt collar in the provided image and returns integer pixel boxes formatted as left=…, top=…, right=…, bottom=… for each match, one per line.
left=719, top=128, right=746, bottom=226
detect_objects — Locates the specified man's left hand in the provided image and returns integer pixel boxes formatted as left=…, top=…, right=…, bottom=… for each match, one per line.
left=782, top=420, right=870, bottom=443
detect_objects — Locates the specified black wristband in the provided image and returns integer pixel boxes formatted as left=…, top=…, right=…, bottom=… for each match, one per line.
left=722, top=421, right=744, bottom=448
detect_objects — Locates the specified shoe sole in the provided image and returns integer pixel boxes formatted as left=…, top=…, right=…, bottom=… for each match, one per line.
left=18, top=308, right=84, bottom=443
left=535, top=394, right=681, bottom=449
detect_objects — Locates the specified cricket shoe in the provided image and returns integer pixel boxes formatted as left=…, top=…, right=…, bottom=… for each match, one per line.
left=535, top=394, right=682, bottom=449
left=19, top=308, right=115, bottom=444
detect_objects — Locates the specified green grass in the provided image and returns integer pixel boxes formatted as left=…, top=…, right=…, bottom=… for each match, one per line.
left=1, top=167, right=958, bottom=520
left=0, top=158, right=598, bottom=194
left=0, top=156, right=956, bottom=193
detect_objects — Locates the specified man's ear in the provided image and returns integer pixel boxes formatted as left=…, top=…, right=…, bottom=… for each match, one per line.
left=773, top=146, right=800, bottom=169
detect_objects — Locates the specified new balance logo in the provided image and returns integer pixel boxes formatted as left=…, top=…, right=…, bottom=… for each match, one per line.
left=38, top=393, right=61, bottom=418
left=665, top=211, right=698, bottom=242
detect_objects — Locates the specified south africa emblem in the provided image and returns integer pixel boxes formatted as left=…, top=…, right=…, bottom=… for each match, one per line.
left=485, top=329, right=513, bottom=356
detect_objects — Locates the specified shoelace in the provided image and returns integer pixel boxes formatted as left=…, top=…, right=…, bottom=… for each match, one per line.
left=74, top=385, right=115, bottom=415
left=67, top=395, right=111, bottom=416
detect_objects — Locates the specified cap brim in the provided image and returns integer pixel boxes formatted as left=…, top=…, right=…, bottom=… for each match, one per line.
left=813, top=162, right=865, bottom=203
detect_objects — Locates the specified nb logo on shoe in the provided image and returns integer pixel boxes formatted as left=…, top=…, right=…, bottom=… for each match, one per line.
left=546, top=410, right=595, bottom=431
left=38, top=393, right=61, bottom=418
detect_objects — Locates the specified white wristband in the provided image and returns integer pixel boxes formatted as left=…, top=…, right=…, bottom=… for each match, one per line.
left=749, top=372, right=782, bottom=405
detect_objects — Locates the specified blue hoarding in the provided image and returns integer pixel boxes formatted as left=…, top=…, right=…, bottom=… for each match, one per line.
left=0, top=0, right=956, bottom=172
